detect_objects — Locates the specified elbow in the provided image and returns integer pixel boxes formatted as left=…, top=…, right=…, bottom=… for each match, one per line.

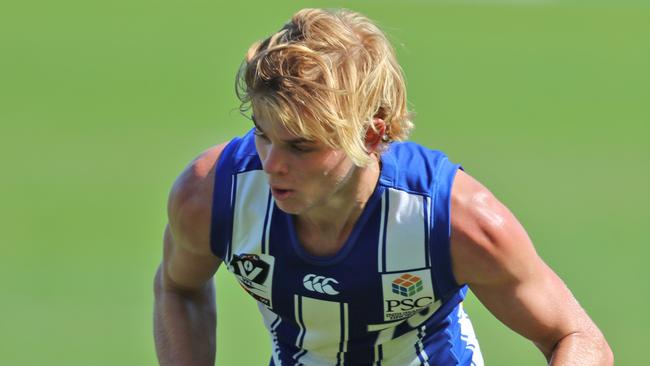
left=588, top=322, right=614, bottom=365
left=589, top=338, right=614, bottom=366
left=545, top=330, right=614, bottom=366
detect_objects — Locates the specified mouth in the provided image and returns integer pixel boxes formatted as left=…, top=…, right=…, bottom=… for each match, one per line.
left=271, top=186, right=294, bottom=201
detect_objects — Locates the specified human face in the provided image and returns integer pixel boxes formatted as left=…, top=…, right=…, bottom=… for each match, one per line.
left=251, top=115, right=357, bottom=216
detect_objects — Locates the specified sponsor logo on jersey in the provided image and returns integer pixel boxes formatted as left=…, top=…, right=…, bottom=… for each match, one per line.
left=381, top=269, right=436, bottom=321
left=229, top=253, right=275, bottom=307
left=231, top=254, right=269, bottom=287
left=303, top=274, right=340, bottom=295
left=391, top=273, right=424, bottom=297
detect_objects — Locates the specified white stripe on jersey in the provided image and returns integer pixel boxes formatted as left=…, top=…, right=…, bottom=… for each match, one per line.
left=424, top=196, right=432, bottom=267
left=294, top=295, right=305, bottom=349
left=231, top=170, right=269, bottom=256
left=259, top=303, right=283, bottom=365
left=385, top=188, right=427, bottom=271
left=373, top=344, right=383, bottom=366
left=226, top=174, right=236, bottom=261
left=415, top=325, right=430, bottom=366
left=262, top=193, right=274, bottom=255
left=338, top=302, right=349, bottom=365
left=458, top=304, right=484, bottom=366
left=294, top=296, right=349, bottom=365
left=342, top=303, right=349, bottom=352
left=378, top=325, right=427, bottom=366
left=293, top=295, right=308, bottom=365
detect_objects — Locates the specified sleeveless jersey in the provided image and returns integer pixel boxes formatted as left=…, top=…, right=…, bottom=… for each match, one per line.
left=210, top=130, right=483, bottom=365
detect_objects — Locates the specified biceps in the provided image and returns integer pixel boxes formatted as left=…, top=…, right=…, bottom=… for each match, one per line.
left=162, top=225, right=221, bottom=292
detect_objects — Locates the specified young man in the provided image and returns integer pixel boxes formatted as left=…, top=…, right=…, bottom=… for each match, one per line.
left=154, top=8, right=613, bottom=365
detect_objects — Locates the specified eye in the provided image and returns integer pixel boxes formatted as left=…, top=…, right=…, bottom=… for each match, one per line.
left=290, top=144, right=313, bottom=153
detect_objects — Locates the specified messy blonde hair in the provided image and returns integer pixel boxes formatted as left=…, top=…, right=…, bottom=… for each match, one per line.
left=236, top=8, right=413, bottom=166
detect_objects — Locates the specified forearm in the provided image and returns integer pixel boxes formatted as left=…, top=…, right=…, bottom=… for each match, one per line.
left=547, top=330, right=613, bottom=366
left=154, top=268, right=217, bottom=366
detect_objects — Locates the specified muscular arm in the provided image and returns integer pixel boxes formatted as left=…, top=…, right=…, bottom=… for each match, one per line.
left=450, top=170, right=613, bottom=365
left=153, top=145, right=226, bottom=366
left=154, top=226, right=220, bottom=365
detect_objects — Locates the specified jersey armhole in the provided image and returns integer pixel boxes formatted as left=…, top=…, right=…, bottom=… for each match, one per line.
left=209, top=136, right=243, bottom=260
left=430, top=159, right=463, bottom=300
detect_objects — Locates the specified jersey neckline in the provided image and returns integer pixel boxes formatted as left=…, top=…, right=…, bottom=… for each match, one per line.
left=283, top=150, right=396, bottom=266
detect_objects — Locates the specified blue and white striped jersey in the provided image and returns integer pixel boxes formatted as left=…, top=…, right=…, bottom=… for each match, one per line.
left=210, top=130, right=483, bottom=365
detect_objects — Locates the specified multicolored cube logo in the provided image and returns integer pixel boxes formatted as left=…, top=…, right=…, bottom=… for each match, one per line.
left=391, top=273, right=423, bottom=297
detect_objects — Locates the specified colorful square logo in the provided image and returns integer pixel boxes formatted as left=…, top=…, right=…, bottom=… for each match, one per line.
left=391, top=273, right=424, bottom=297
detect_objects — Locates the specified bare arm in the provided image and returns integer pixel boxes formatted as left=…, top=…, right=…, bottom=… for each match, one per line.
left=154, top=145, right=226, bottom=366
left=450, top=170, right=613, bottom=365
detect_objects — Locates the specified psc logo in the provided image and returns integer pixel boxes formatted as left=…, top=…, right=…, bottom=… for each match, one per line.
left=382, top=271, right=435, bottom=321
left=385, top=297, right=434, bottom=313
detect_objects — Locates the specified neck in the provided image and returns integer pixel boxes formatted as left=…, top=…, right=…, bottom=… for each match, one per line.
left=294, top=156, right=381, bottom=255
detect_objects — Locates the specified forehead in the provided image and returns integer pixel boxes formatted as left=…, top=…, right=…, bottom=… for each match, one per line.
left=251, top=100, right=317, bottom=141
left=252, top=115, right=308, bottom=143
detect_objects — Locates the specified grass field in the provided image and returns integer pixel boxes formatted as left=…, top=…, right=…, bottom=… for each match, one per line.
left=1, top=0, right=648, bottom=364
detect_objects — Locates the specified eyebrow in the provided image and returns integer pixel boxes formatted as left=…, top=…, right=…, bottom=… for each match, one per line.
left=251, top=115, right=315, bottom=145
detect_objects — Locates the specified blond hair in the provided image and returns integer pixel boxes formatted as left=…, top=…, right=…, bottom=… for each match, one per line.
left=236, top=8, right=413, bottom=166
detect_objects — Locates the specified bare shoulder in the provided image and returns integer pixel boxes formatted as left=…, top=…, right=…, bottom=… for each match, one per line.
left=450, top=169, right=509, bottom=237
left=450, top=169, right=538, bottom=286
left=167, top=143, right=229, bottom=256
left=449, top=170, right=613, bottom=363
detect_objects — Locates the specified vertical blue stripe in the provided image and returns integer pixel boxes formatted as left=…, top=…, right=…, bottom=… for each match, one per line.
left=261, top=191, right=272, bottom=254
left=336, top=302, right=346, bottom=365
left=226, top=174, right=238, bottom=262
left=381, top=190, right=390, bottom=273
left=297, top=296, right=306, bottom=348
left=423, top=196, right=431, bottom=268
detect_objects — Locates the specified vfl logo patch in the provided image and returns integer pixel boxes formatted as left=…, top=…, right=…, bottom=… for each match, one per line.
left=381, top=269, right=437, bottom=321
left=229, top=253, right=275, bottom=307
left=391, top=273, right=424, bottom=297
left=231, top=254, right=269, bottom=287
left=303, top=274, right=340, bottom=295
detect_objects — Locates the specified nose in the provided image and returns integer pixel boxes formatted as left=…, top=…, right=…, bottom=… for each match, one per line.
left=261, top=145, right=289, bottom=176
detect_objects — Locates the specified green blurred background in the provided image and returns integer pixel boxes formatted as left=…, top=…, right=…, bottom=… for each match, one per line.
left=1, top=0, right=648, bottom=364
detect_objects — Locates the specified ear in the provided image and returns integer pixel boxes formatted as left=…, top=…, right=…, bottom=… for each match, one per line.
left=364, top=117, right=387, bottom=152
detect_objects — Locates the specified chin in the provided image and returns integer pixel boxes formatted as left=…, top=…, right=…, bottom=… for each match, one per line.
left=274, top=200, right=304, bottom=215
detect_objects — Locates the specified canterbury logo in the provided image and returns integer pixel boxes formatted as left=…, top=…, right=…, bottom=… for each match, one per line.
left=303, top=274, right=340, bottom=295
